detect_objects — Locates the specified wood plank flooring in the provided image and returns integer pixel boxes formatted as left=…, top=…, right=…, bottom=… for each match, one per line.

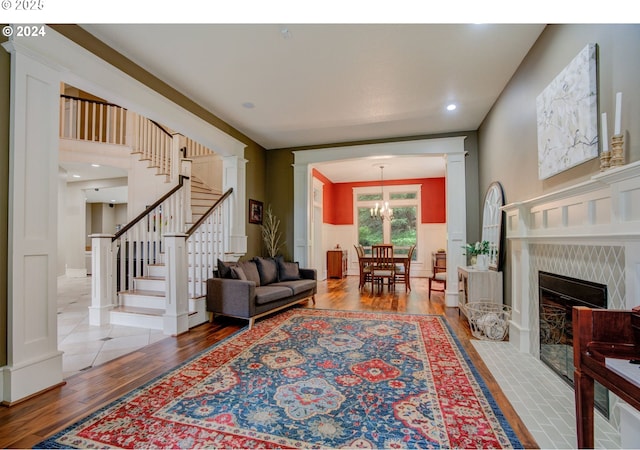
left=0, top=276, right=538, bottom=449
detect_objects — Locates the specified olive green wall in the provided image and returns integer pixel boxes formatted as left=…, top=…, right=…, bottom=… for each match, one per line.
left=264, top=147, right=297, bottom=261
left=266, top=131, right=481, bottom=263
left=244, top=142, right=267, bottom=259
left=1, top=32, right=10, bottom=367
left=478, top=24, right=640, bottom=305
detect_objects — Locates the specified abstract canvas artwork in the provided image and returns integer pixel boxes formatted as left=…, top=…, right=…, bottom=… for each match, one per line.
left=536, top=44, right=598, bottom=180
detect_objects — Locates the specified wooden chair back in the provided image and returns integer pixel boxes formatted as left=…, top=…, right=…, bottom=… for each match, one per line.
left=372, top=244, right=394, bottom=270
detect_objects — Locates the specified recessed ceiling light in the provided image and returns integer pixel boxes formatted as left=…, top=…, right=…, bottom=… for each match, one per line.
left=72, top=174, right=81, bottom=178
left=110, top=199, right=116, bottom=203
left=242, top=102, right=255, bottom=109
left=281, top=27, right=292, bottom=40
left=446, top=104, right=457, bottom=111
left=91, top=164, right=101, bottom=167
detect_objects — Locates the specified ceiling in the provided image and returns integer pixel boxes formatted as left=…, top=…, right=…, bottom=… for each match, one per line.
left=71, top=24, right=545, bottom=186
left=60, top=161, right=128, bottom=203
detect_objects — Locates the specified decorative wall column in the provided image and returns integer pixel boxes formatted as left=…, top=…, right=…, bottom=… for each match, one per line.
left=293, top=163, right=310, bottom=266
left=222, top=154, right=248, bottom=259
left=1, top=39, right=64, bottom=403
left=89, top=234, right=115, bottom=326
left=444, top=152, right=467, bottom=307
left=163, top=233, right=190, bottom=336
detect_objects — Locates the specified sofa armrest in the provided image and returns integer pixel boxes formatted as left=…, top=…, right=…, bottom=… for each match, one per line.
left=206, top=278, right=256, bottom=318
left=299, top=268, right=317, bottom=281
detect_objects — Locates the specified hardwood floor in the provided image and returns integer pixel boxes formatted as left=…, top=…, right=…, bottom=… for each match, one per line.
left=0, top=276, right=538, bottom=449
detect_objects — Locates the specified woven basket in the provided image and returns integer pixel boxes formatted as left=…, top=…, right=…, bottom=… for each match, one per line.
left=463, top=301, right=512, bottom=341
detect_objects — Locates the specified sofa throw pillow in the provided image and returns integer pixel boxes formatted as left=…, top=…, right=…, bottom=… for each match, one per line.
left=230, top=266, right=247, bottom=280
left=217, top=259, right=237, bottom=279
left=254, top=257, right=279, bottom=285
left=277, top=258, right=301, bottom=281
left=237, top=260, right=261, bottom=286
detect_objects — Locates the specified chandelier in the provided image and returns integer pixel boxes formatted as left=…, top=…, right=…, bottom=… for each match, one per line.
left=370, top=165, right=394, bottom=221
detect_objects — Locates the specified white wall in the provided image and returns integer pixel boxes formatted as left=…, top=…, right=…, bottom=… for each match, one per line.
left=127, top=153, right=178, bottom=219
left=57, top=168, right=67, bottom=276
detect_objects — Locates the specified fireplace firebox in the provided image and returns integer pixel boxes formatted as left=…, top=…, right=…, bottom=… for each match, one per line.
left=538, top=271, right=609, bottom=417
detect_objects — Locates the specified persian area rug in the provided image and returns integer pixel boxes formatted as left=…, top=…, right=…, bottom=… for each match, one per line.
left=38, top=309, right=522, bottom=449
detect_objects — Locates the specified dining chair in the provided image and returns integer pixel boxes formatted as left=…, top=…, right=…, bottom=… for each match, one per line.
left=428, top=251, right=447, bottom=298
left=394, top=244, right=416, bottom=291
left=354, top=244, right=371, bottom=290
left=371, top=244, right=395, bottom=294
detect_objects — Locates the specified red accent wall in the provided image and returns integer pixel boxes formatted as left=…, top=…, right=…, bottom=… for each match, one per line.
left=312, top=170, right=446, bottom=225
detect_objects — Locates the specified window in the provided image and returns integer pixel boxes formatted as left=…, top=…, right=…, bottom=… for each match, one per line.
left=390, top=206, right=417, bottom=258
left=356, top=185, right=419, bottom=257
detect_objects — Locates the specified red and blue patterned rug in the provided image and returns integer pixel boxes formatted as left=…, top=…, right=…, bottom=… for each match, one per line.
left=38, top=309, right=522, bottom=449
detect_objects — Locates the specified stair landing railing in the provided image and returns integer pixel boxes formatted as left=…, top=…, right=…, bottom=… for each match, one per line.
left=112, top=176, right=189, bottom=295
left=186, top=187, right=233, bottom=298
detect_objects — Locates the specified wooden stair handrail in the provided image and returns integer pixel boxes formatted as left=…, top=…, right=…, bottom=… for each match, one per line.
left=113, top=175, right=187, bottom=241
left=186, top=187, right=233, bottom=237
left=60, top=94, right=126, bottom=109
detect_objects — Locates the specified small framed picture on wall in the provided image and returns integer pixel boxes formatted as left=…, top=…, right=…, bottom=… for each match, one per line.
left=249, top=199, right=263, bottom=224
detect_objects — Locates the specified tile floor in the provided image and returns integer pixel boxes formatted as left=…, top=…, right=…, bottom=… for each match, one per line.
left=58, top=275, right=622, bottom=448
left=473, top=340, right=621, bottom=449
left=57, top=275, right=168, bottom=379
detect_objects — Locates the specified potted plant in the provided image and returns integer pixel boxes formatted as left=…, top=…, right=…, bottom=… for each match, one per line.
left=463, top=240, right=490, bottom=269
left=261, top=205, right=282, bottom=258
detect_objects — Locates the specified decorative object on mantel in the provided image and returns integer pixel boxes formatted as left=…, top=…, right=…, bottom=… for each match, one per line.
left=536, top=43, right=598, bottom=180
left=601, top=92, right=625, bottom=170
left=600, top=112, right=611, bottom=171
left=610, top=134, right=625, bottom=167
left=610, top=91, right=625, bottom=167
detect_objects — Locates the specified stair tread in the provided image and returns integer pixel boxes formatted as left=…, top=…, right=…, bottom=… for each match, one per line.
left=119, top=289, right=165, bottom=297
left=111, top=305, right=164, bottom=316
left=134, top=276, right=165, bottom=281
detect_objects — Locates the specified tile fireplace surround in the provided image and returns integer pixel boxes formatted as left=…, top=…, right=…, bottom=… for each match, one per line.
left=502, top=160, right=640, bottom=436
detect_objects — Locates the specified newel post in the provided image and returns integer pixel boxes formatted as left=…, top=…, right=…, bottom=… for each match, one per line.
left=89, top=234, right=115, bottom=325
left=163, top=233, right=190, bottom=335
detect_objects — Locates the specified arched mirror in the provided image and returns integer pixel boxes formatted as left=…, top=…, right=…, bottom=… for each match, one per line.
left=481, top=181, right=505, bottom=271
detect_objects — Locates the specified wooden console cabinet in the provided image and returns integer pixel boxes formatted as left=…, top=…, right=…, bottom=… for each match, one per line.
left=457, top=266, right=503, bottom=316
left=327, top=249, right=348, bottom=279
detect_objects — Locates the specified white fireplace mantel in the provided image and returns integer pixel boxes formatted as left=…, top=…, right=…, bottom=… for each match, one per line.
left=502, top=160, right=640, bottom=355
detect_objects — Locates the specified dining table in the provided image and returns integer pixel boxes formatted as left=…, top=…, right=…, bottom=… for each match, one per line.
left=358, top=255, right=411, bottom=291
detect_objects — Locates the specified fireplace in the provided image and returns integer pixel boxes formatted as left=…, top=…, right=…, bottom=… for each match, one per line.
left=538, top=271, right=609, bottom=417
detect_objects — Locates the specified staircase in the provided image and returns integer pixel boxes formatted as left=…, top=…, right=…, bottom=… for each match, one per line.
left=111, top=263, right=167, bottom=329
left=64, top=93, right=233, bottom=334
left=112, top=261, right=209, bottom=330
left=190, top=176, right=222, bottom=223
left=109, top=177, right=223, bottom=330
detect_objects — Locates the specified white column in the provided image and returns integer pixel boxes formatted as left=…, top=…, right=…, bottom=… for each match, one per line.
left=64, top=182, right=89, bottom=277
left=222, top=154, right=247, bottom=258
left=163, top=233, right=190, bottom=335
left=502, top=202, right=532, bottom=353
left=89, top=234, right=115, bottom=325
left=293, top=163, right=310, bottom=266
left=1, top=40, right=63, bottom=403
left=444, top=153, right=467, bottom=307
left=509, top=239, right=532, bottom=353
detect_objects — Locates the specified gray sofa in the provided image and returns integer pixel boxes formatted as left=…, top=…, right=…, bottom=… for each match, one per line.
left=206, top=256, right=317, bottom=328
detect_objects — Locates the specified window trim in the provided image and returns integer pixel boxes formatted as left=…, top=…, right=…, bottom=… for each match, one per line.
left=353, top=184, right=421, bottom=248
